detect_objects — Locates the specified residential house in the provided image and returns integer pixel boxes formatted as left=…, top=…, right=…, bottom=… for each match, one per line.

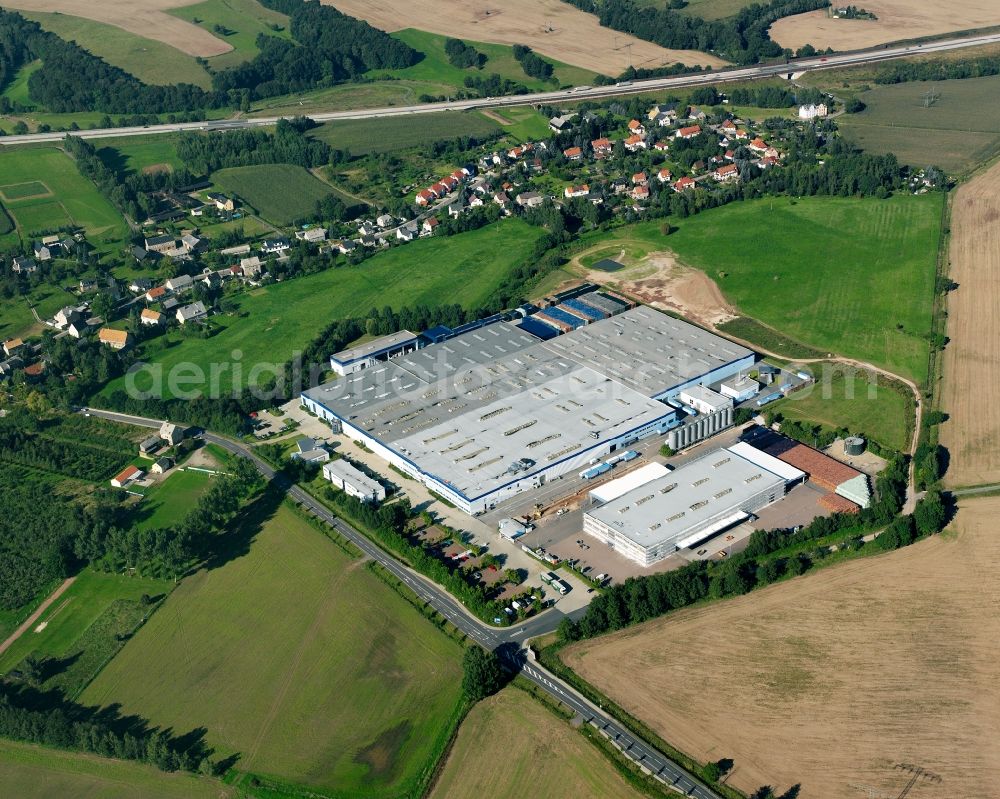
left=675, top=125, right=702, bottom=140
left=549, top=113, right=576, bottom=132
left=139, top=434, right=163, bottom=455
left=0, top=356, right=23, bottom=377
left=493, top=192, right=511, bottom=213
left=79, top=278, right=98, bottom=293
left=734, top=128, right=750, bottom=140
left=260, top=237, right=290, bottom=255
left=798, top=103, right=828, bottom=119
left=201, top=271, right=221, bottom=289
left=66, top=322, right=89, bottom=339
left=11, top=256, right=37, bottom=274
left=98, top=327, right=131, bottom=350
left=610, top=177, right=629, bottom=195
left=430, top=181, right=449, bottom=197
left=713, top=163, right=740, bottom=183
left=131, top=246, right=150, bottom=263
left=415, top=189, right=435, bottom=206
left=563, top=145, right=583, bottom=161
left=146, top=286, right=168, bottom=303
left=632, top=172, right=648, bottom=186
left=631, top=185, right=650, bottom=202
left=144, top=234, right=175, bottom=254
left=165, top=274, right=194, bottom=293
left=295, top=227, right=328, bottom=243
left=290, top=437, right=330, bottom=464
left=468, top=193, right=484, bottom=208
left=421, top=216, right=440, bottom=236
left=335, top=240, right=357, bottom=254
left=129, top=277, right=153, bottom=293
left=54, top=306, right=83, bottom=329
left=447, top=196, right=467, bottom=218
left=160, top=421, right=184, bottom=445
left=516, top=192, right=544, bottom=208
left=206, top=192, right=236, bottom=211
left=3, top=338, right=23, bottom=356
left=219, top=243, right=251, bottom=257
left=673, top=176, right=696, bottom=192
left=627, top=119, right=645, bottom=135
left=685, top=106, right=707, bottom=121
left=110, top=465, right=143, bottom=488
left=151, top=456, right=174, bottom=474
left=176, top=301, right=207, bottom=325
left=748, top=137, right=768, bottom=153
left=441, top=175, right=459, bottom=192
left=624, top=134, right=646, bottom=152
left=376, top=213, right=395, bottom=228
left=33, top=242, right=52, bottom=262
left=591, top=137, right=614, bottom=158
left=396, top=221, right=418, bottom=242
left=564, top=184, right=589, bottom=199
left=140, top=308, right=164, bottom=327
left=240, top=256, right=263, bottom=279
left=162, top=297, right=179, bottom=312
left=653, top=140, right=670, bottom=151
left=720, top=119, right=738, bottom=133
left=657, top=168, right=673, bottom=184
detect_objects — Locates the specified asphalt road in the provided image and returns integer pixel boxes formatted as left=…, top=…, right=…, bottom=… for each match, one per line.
left=5, top=31, right=1000, bottom=148
left=85, top=406, right=719, bottom=797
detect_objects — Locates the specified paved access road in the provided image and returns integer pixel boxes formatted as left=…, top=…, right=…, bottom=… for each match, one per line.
left=5, top=31, right=1000, bottom=148
left=84, top=407, right=720, bottom=797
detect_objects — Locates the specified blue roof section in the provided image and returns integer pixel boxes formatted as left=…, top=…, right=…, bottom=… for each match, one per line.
left=421, top=325, right=453, bottom=344
left=517, top=316, right=560, bottom=340
left=544, top=306, right=587, bottom=329
left=451, top=314, right=504, bottom=337
left=561, top=298, right=607, bottom=320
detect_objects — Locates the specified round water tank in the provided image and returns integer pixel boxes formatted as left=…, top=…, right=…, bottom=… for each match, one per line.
left=844, top=436, right=866, bottom=456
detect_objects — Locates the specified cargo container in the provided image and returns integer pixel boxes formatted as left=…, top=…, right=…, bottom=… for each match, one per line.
left=756, top=391, right=783, bottom=407
left=580, top=463, right=612, bottom=480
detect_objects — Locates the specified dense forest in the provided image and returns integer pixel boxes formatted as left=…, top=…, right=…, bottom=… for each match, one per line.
left=513, top=44, right=554, bottom=80
left=174, top=117, right=336, bottom=172
left=561, top=0, right=830, bottom=64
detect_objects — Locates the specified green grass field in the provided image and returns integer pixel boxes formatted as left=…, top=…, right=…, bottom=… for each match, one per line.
left=484, top=106, right=552, bottom=142
left=82, top=501, right=464, bottom=797
left=104, top=219, right=542, bottom=399
left=167, top=0, right=292, bottom=71
left=0, top=569, right=171, bottom=676
left=0, top=59, right=42, bottom=106
left=0, top=739, right=229, bottom=799
left=636, top=0, right=758, bottom=19
left=133, top=469, right=215, bottom=531
left=0, top=282, right=74, bottom=341
left=626, top=194, right=942, bottom=384
left=0, top=146, right=127, bottom=247
left=837, top=75, right=1000, bottom=174
left=772, top=369, right=913, bottom=451
left=96, top=136, right=185, bottom=176
left=0, top=181, right=50, bottom=201
left=311, top=110, right=501, bottom=156
left=20, top=12, right=212, bottom=89
left=212, top=163, right=334, bottom=225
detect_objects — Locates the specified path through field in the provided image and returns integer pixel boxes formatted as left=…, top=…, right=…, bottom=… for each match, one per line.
left=564, top=495, right=1000, bottom=799
left=940, top=160, right=1000, bottom=486
left=0, top=577, right=76, bottom=658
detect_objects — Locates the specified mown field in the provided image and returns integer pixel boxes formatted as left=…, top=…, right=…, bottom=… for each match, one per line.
left=837, top=74, right=1000, bottom=174
left=0, top=146, right=127, bottom=249
left=82, top=501, right=464, bottom=797
left=614, top=194, right=942, bottom=384
left=430, top=688, right=645, bottom=799
left=563, top=495, right=1000, bottom=799
left=104, top=219, right=543, bottom=399
left=0, top=739, right=229, bottom=799
left=311, top=110, right=501, bottom=156
left=167, top=0, right=291, bottom=70
left=96, top=136, right=185, bottom=176
left=212, top=163, right=334, bottom=225
left=133, top=468, right=216, bottom=531
left=19, top=11, right=213, bottom=88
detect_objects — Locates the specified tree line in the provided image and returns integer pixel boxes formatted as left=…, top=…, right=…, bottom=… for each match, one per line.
left=873, top=54, right=1000, bottom=84
left=174, top=117, right=336, bottom=173
left=513, top=44, right=554, bottom=80
left=445, top=37, right=486, bottom=69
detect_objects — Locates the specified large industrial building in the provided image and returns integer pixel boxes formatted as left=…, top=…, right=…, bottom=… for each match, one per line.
left=583, top=443, right=805, bottom=567
left=302, top=304, right=754, bottom=515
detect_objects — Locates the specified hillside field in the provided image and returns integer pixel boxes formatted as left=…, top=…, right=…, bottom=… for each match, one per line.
left=166, top=0, right=292, bottom=70
left=563, top=495, right=1000, bottom=799
left=0, top=739, right=229, bottom=799
left=430, top=688, right=645, bottom=799
left=311, top=110, right=501, bottom=156
left=82, top=500, right=464, bottom=796
left=104, top=220, right=543, bottom=399
left=211, top=163, right=335, bottom=225
left=837, top=74, right=1000, bottom=175
left=615, top=194, right=941, bottom=384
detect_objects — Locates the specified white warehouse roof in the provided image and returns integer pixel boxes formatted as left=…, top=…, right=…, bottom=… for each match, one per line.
left=727, top=441, right=805, bottom=483
left=589, top=462, right=671, bottom=505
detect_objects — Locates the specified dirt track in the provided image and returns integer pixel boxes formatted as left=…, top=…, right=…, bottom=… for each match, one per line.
left=323, top=0, right=726, bottom=74
left=0, top=577, right=76, bottom=657
left=564, top=496, right=1000, bottom=799
left=940, top=161, right=1000, bottom=486
left=5, top=0, right=232, bottom=57
left=770, top=0, right=1000, bottom=52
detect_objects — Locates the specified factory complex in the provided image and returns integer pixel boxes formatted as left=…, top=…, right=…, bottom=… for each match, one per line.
left=302, top=301, right=754, bottom=515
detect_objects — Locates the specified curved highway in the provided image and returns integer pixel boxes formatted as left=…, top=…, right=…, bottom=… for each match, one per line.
left=4, top=31, right=1000, bottom=147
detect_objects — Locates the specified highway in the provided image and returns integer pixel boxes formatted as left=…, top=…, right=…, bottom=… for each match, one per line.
left=84, top=407, right=720, bottom=797
left=4, top=30, right=1000, bottom=148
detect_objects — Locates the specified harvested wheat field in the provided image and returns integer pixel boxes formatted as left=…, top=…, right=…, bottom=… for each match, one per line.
left=324, top=0, right=726, bottom=74
left=771, top=0, right=1000, bottom=52
left=564, top=497, right=1000, bottom=799
left=4, top=0, right=231, bottom=57
left=940, top=160, right=1000, bottom=487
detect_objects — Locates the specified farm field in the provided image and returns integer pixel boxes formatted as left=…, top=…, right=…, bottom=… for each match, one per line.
left=940, top=159, right=1000, bottom=487
left=563, top=495, right=1000, bottom=799
left=167, top=0, right=291, bottom=70
left=19, top=11, right=213, bottom=87
left=430, top=688, right=645, bottom=799
left=771, top=0, right=1000, bottom=53
left=0, top=146, right=127, bottom=249
left=103, top=219, right=543, bottom=399
left=2, top=0, right=232, bottom=58
left=311, top=110, right=501, bottom=156
left=211, top=163, right=335, bottom=225
left=133, top=468, right=215, bottom=531
left=82, top=501, right=464, bottom=797
left=622, top=194, right=942, bottom=384
left=0, top=739, right=228, bottom=799
left=324, top=0, right=727, bottom=74
left=837, top=74, right=1000, bottom=174
left=769, top=368, right=912, bottom=452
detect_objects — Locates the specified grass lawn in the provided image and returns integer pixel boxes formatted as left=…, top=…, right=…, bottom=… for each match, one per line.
left=104, top=219, right=542, bottom=399
left=20, top=12, right=212, bottom=89
left=167, top=0, right=292, bottom=71
left=0, top=278, right=76, bottom=341
left=81, top=500, right=464, bottom=797
left=311, top=110, right=500, bottom=156
left=837, top=75, right=1000, bottom=175
left=430, top=687, right=645, bottom=799
left=615, top=194, right=942, bottom=384
left=211, top=163, right=334, bottom=225
left=0, top=569, right=172, bottom=678
left=0, top=60, right=42, bottom=107
left=133, top=468, right=215, bottom=532
left=96, top=136, right=185, bottom=176
left=485, top=106, right=552, bottom=142
left=771, top=368, right=914, bottom=451
left=0, top=739, right=228, bottom=799
left=0, top=146, right=127, bottom=248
